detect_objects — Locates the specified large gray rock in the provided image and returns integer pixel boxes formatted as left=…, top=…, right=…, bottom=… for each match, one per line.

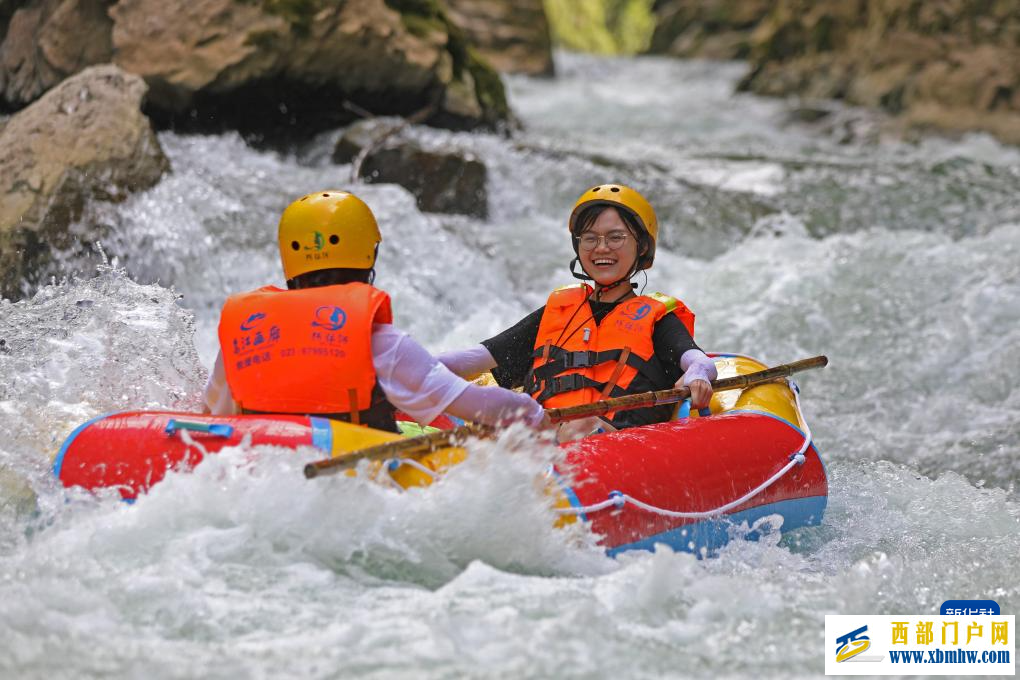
left=0, top=64, right=169, bottom=299
left=333, top=121, right=488, bottom=218
left=0, top=0, right=510, bottom=135
left=444, top=0, right=553, bottom=75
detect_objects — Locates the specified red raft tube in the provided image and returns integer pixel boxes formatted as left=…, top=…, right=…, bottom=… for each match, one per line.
left=53, top=411, right=459, bottom=502
left=548, top=353, right=827, bottom=556
left=54, top=354, right=826, bottom=556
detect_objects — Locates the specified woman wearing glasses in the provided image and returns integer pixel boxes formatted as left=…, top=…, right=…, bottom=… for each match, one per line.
left=439, top=184, right=716, bottom=433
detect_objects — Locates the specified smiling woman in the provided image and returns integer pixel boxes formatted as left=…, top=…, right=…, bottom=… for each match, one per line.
left=438, top=183, right=719, bottom=431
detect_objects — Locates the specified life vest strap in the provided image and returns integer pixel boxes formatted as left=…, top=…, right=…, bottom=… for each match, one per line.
left=531, top=374, right=632, bottom=404
left=528, top=347, right=623, bottom=380
left=347, top=388, right=360, bottom=425
left=600, top=347, right=631, bottom=399
left=525, top=345, right=670, bottom=396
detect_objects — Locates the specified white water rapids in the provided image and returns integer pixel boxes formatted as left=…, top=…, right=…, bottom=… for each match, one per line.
left=1, top=53, right=1019, bottom=678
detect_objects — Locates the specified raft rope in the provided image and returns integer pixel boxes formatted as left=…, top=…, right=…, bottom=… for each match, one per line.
left=381, top=379, right=812, bottom=522
left=552, top=378, right=812, bottom=520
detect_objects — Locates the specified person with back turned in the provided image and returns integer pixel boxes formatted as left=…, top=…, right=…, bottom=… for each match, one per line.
left=437, top=184, right=717, bottom=437
left=203, top=190, right=546, bottom=432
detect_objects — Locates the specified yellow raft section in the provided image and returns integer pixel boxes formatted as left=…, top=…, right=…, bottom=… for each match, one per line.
left=689, top=354, right=804, bottom=429
left=321, top=418, right=468, bottom=489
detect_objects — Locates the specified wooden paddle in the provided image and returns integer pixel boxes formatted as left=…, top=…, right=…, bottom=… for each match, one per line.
left=544, top=354, right=828, bottom=421
left=303, top=355, right=828, bottom=479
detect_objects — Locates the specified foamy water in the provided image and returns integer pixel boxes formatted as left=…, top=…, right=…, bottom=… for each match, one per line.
left=1, top=52, right=1018, bottom=678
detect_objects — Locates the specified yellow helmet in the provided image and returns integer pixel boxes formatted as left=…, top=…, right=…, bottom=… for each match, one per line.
left=568, top=184, right=658, bottom=270
left=278, top=191, right=381, bottom=280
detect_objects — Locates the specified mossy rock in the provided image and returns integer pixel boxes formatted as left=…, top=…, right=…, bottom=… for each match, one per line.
left=385, top=0, right=508, bottom=125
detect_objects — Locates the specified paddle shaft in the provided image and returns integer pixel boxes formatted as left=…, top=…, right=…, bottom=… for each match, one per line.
left=545, top=355, right=828, bottom=422
left=304, top=355, right=827, bottom=479
left=304, top=424, right=493, bottom=478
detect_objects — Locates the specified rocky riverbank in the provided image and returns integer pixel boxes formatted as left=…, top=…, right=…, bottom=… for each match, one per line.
left=648, top=0, right=1020, bottom=144
left=0, top=0, right=549, bottom=299
left=3, top=0, right=1019, bottom=301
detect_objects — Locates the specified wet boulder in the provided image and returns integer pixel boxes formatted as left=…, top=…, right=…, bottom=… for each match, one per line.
left=333, top=121, right=488, bottom=219
left=444, top=0, right=554, bottom=76
left=0, top=64, right=169, bottom=300
left=0, top=0, right=510, bottom=137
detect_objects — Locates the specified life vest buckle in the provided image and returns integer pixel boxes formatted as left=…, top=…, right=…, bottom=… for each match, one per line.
left=551, top=374, right=586, bottom=393
left=563, top=350, right=595, bottom=368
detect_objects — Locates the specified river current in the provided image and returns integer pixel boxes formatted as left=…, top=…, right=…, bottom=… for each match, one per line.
left=1, top=53, right=1018, bottom=678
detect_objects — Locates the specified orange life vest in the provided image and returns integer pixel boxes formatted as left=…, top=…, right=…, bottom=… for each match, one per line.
left=218, top=282, right=391, bottom=416
left=524, top=284, right=695, bottom=409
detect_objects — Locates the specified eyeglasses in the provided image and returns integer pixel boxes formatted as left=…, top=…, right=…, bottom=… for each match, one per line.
left=576, top=231, right=631, bottom=251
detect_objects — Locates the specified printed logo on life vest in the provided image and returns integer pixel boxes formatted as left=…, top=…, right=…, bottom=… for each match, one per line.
left=836, top=625, right=874, bottom=662
left=312, top=306, right=346, bottom=331
left=621, top=301, right=652, bottom=321
left=239, top=312, right=266, bottom=331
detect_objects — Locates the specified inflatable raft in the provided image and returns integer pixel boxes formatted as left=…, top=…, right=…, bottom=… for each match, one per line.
left=54, top=354, right=826, bottom=556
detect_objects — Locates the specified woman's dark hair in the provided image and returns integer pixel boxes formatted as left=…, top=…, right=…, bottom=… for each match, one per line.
left=572, top=204, right=652, bottom=270
left=287, top=267, right=374, bottom=290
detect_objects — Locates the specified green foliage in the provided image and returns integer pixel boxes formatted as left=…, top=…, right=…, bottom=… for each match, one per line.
left=543, top=0, right=656, bottom=54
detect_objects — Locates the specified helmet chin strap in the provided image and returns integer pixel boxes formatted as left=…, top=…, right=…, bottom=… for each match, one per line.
left=569, top=258, right=639, bottom=302
left=569, top=257, right=593, bottom=281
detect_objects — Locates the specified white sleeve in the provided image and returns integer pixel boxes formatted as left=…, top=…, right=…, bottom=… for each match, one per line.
left=436, top=345, right=498, bottom=378
left=372, top=324, right=543, bottom=427
left=680, top=349, right=718, bottom=386
left=372, top=324, right=472, bottom=425
left=204, top=351, right=240, bottom=415
left=446, top=382, right=545, bottom=428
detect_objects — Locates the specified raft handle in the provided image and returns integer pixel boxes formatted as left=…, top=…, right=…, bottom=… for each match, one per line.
left=165, top=420, right=234, bottom=438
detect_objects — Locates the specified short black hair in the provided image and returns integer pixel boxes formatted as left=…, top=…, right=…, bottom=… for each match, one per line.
left=287, top=268, right=374, bottom=290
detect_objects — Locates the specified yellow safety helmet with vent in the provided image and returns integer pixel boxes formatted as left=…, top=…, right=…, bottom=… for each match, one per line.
left=568, top=184, right=658, bottom=270
left=278, top=191, right=381, bottom=280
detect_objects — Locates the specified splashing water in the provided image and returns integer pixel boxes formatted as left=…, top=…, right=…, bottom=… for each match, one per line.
left=1, top=52, right=1019, bottom=678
